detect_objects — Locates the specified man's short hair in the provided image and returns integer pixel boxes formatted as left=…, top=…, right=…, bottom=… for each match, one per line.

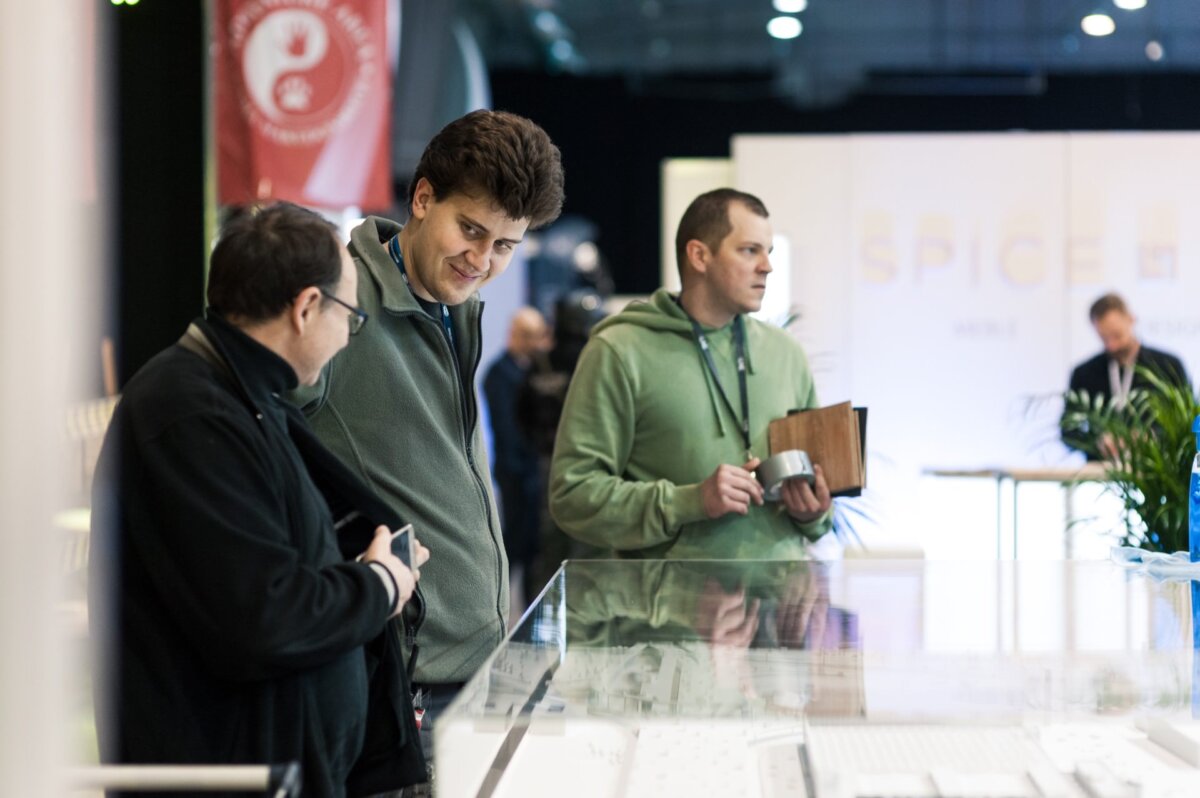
left=207, top=202, right=342, bottom=324
left=408, top=109, right=565, bottom=229
left=675, top=188, right=769, bottom=275
left=1089, top=292, right=1130, bottom=323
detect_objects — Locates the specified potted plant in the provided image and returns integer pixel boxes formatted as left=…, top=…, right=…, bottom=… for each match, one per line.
left=1061, top=368, right=1200, bottom=552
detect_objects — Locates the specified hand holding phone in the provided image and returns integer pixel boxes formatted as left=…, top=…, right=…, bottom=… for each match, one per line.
left=389, top=523, right=416, bottom=569
left=355, top=523, right=415, bottom=566
left=359, top=524, right=427, bottom=617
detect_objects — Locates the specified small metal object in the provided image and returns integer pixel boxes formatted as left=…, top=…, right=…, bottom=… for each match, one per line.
left=757, top=450, right=815, bottom=501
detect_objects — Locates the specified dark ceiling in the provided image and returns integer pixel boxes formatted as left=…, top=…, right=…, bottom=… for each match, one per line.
left=463, top=0, right=1200, bottom=107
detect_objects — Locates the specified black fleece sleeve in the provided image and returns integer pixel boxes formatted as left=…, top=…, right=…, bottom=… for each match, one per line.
left=123, top=408, right=391, bottom=682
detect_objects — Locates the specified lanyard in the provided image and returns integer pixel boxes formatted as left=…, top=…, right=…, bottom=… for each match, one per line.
left=1108, top=357, right=1135, bottom=408
left=388, top=235, right=455, bottom=349
left=677, top=297, right=752, bottom=458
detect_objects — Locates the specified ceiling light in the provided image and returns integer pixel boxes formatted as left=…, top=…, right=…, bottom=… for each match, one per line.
left=1145, top=40, right=1164, bottom=60
left=533, top=10, right=564, bottom=37
left=1113, top=0, right=1147, bottom=10
left=1081, top=13, right=1116, bottom=36
left=549, top=39, right=575, bottom=61
left=773, top=0, right=808, bottom=12
left=767, top=16, right=803, bottom=40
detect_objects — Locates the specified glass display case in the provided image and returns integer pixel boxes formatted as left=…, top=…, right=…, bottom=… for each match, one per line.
left=436, top=559, right=1200, bottom=797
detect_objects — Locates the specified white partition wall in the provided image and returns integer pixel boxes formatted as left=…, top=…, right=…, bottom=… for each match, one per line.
left=660, top=158, right=735, bottom=293
left=846, top=134, right=1070, bottom=470
left=731, top=136, right=853, bottom=403
left=722, top=131, right=1199, bottom=555
left=1066, top=133, right=1200, bottom=381
left=735, top=133, right=1074, bottom=470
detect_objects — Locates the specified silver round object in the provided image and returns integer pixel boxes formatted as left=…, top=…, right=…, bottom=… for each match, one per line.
left=757, top=450, right=815, bottom=501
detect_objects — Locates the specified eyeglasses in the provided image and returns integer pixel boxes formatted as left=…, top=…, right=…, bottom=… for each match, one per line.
left=320, top=289, right=369, bottom=336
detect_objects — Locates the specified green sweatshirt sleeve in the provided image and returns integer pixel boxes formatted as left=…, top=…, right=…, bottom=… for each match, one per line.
left=549, top=338, right=709, bottom=551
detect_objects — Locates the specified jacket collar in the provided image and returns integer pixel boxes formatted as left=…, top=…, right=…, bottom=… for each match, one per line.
left=191, top=314, right=298, bottom=417
left=350, top=216, right=419, bottom=315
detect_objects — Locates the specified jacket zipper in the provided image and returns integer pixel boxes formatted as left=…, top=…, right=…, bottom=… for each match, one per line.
left=466, top=306, right=508, bottom=629
left=412, top=305, right=508, bottom=635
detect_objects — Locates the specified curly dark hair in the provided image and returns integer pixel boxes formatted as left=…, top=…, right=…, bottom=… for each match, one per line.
left=409, top=109, right=565, bottom=229
left=675, top=188, right=769, bottom=275
left=207, top=202, right=341, bottom=323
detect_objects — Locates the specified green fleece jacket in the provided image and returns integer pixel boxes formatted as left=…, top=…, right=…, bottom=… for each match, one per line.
left=549, top=288, right=831, bottom=559
left=290, top=217, right=508, bottom=685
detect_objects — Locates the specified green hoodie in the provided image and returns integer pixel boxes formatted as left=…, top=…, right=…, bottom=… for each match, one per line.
left=549, top=288, right=831, bottom=559
left=290, top=217, right=508, bottom=685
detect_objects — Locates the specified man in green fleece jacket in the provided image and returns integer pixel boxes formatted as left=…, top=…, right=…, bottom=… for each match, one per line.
left=290, top=111, right=564, bottom=758
left=549, top=188, right=832, bottom=560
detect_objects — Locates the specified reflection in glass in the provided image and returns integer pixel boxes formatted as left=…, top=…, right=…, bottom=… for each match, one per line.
left=438, top=560, right=1200, bottom=798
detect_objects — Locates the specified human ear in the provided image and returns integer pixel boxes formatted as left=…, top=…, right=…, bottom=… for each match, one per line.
left=292, top=287, right=323, bottom=333
left=686, top=239, right=710, bottom=274
left=410, top=177, right=435, bottom=221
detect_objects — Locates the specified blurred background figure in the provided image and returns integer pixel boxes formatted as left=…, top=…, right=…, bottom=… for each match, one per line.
left=525, top=215, right=613, bottom=320
left=517, top=289, right=609, bottom=596
left=484, top=307, right=552, bottom=609
left=1062, top=292, right=1190, bottom=460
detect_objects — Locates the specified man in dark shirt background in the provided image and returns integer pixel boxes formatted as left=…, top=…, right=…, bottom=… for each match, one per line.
left=483, top=307, right=550, bottom=607
left=1063, top=292, right=1190, bottom=459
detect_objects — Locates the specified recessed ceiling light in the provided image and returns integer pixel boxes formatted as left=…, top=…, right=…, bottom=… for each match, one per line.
left=1081, top=13, right=1116, bottom=36
left=549, top=39, right=575, bottom=61
left=1145, top=40, right=1164, bottom=60
left=1113, top=0, right=1147, bottom=10
left=767, top=16, right=803, bottom=40
left=774, top=0, right=808, bottom=13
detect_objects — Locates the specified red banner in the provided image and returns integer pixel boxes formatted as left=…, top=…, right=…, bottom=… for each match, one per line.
left=215, top=0, right=391, bottom=209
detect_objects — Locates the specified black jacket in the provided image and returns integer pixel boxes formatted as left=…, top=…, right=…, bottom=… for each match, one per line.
left=89, top=316, right=425, bottom=797
left=1068, top=345, right=1188, bottom=402
left=1063, top=344, right=1190, bottom=457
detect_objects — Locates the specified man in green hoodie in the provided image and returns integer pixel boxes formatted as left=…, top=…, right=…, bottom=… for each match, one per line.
left=549, top=188, right=832, bottom=560
left=289, top=110, right=565, bottom=762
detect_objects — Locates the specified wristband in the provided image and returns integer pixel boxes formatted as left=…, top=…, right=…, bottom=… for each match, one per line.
left=367, top=561, right=400, bottom=614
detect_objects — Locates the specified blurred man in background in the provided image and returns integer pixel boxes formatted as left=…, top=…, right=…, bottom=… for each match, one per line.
left=1063, top=292, right=1190, bottom=459
left=484, top=307, right=551, bottom=606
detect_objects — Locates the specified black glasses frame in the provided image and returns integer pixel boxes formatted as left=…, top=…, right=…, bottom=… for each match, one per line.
left=320, top=289, right=368, bottom=336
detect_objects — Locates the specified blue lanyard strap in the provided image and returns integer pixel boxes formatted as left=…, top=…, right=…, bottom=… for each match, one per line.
left=388, top=235, right=455, bottom=349
left=675, top=296, right=751, bottom=456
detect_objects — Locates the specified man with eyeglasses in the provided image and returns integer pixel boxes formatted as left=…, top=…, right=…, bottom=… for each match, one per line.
left=90, top=201, right=431, bottom=797
left=321, top=287, right=370, bottom=336
left=289, top=111, right=565, bottom=772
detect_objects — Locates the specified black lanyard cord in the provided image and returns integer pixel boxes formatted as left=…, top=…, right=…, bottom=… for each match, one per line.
left=676, top=296, right=751, bottom=457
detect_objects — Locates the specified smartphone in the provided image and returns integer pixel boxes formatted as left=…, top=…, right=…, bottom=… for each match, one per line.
left=391, top=523, right=415, bottom=569
left=355, top=523, right=415, bottom=567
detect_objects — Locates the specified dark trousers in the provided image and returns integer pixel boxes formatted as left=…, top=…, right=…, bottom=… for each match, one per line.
left=495, top=467, right=541, bottom=599
left=392, top=683, right=463, bottom=798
